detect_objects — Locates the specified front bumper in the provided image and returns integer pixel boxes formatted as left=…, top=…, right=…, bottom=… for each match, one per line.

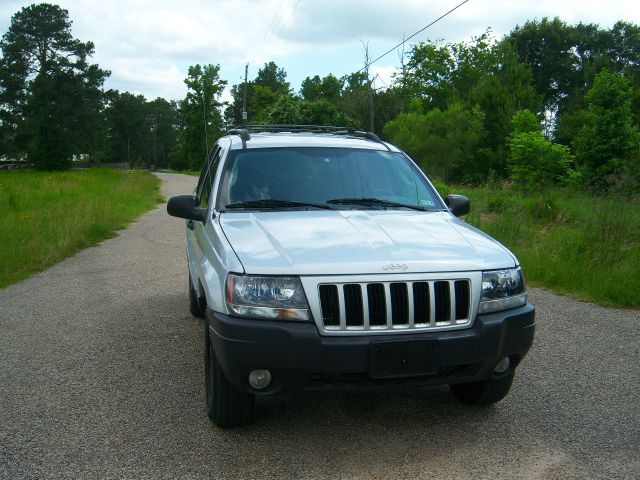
left=207, top=303, right=535, bottom=395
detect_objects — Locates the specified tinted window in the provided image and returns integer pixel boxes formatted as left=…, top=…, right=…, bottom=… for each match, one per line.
left=219, top=147, right=442, bottom=210
left=197, top=147, right=222, bottom=208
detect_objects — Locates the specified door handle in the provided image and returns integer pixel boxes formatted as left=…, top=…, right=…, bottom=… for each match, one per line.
left=187, top=219, right=194, bottom=230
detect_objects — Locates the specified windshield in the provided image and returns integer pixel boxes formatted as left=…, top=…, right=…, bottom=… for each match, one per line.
left=217, top=147, right=443, bottom=211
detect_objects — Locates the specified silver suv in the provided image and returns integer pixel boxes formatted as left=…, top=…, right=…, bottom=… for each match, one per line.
left=167, top=125, right=535, bottom=428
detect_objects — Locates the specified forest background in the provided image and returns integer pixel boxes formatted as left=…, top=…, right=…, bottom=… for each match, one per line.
left=1, top=3, right=639, bottom=307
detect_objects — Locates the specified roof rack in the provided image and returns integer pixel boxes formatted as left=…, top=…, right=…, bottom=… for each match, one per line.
left=240, top=124, right=348, bottom=133
left=226, top=125, right=390, bottom=150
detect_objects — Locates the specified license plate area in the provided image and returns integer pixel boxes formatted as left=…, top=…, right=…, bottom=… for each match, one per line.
left=369, top=340, right=439, bottom=379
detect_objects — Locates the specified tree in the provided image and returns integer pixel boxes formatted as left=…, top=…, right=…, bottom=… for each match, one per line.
left=338, top=71, right=370, bottom=130
left=507, top=110, right=572, bottom=191
left=0, top=3, right=109, bottom=169
left=263, top=95, right=349, bottom=126
left=224, top=61, right=290, bottom=126
left=146, top=98, right=178, bottom=170
left=173, top=64, right=226, bottom=170
left=394, top=33, right=539, bottom=179
left=105, top=90, right=147, bottom=166
left=573, top=69, right=639, bottom=185
left=254, top=61, right=290, bottom=94
left=104, top=92, right=178, bottom=169
left=383, top=102, right=485, bottom=183
left=508, top=17, right=577, bottom=118
left=300, top=74, right=343, bottom=103
left=249, top=85, right=280, bottom=124
left=398, top=42, right=455, bottom=110
left=397, top=31, right=495, bottom=111
left=263, top=94, right=302, bottom=124
left=508, top=18, right=640, bottom=138
left=471, top=42, right=541, bottom=177
left=509, top=108, right=540, bottom=134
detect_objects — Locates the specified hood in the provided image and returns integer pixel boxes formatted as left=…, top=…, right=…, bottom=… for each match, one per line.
left=219, top=210, right=516, bottom=275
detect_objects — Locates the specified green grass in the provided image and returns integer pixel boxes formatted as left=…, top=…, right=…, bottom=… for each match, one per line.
left=438, top=183, right=640, bottom=309
left=0, top=168, right=162, bottom=288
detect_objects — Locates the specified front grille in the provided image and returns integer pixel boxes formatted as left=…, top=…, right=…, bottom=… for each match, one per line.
left=367, top=283, right=386, bottom=326
left=318, top=279, right=471, bottom=332
left=319, top=284, right=339, bottom=326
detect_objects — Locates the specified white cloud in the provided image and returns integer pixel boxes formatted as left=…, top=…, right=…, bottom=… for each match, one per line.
left=106, top=57, right=186, bottom=100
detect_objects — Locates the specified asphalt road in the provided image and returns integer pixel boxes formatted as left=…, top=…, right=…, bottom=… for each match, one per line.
left=1, top=172, right=638, bottom=480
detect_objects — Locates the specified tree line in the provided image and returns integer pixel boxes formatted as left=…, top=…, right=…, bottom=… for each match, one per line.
left=1, top=4, right=638, bottom=192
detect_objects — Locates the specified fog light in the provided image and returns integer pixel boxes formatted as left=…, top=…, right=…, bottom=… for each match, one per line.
left=248, top=369, right=272, bottom=389
left=494, top=356, right=511, bottom=374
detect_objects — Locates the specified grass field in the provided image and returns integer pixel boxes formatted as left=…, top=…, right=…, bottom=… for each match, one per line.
left=436, top=183, right=640, bottom=309
left=0, top=168, right=162, bottom=288
left=2, top=168, right=637, bottom=309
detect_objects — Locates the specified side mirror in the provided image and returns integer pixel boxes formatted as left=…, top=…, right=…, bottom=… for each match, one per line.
left=445, top=194, right=470, bottom=217
left=167, top=194, right=208, bottom=222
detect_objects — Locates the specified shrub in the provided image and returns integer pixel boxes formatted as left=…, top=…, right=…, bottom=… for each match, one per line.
left=507, top=131, right=572, bottom=191
left=510, top=109, right=540, bottom=135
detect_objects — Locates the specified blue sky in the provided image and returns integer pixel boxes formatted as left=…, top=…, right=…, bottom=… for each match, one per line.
left=1, top=0, right=638, bottom=102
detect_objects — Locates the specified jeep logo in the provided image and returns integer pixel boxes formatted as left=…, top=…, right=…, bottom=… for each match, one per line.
left=382, top=262, right=408, bottom=271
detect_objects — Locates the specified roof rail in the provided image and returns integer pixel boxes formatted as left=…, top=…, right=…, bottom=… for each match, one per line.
left=239, top=124, right=348, bottom=133
left=344, top=129, right=390, bottom=151
left=227, top=125, right=391, bottom=150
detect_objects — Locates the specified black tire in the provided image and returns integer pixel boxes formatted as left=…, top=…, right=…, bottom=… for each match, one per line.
left=449, top=370, right=514, bottom=406
left=204, top=316, right=255, bottom=427
left=189, top=272, right=205, bottom=318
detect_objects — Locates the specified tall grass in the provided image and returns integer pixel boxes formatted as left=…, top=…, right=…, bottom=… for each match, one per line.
left=0, top=169, right=162, bottom=288
left=448, top=184, right=640, bottom=308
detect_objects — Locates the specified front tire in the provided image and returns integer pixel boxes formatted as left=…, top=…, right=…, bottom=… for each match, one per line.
left=204, top=314, right=255, bottom=427
left=449, top=370, right=514, bottom=405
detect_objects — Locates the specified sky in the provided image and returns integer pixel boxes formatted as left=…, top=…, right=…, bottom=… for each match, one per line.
left=1, top=0, right=639, bottom=103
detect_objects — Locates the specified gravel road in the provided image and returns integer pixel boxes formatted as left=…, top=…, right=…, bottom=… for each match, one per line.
left=1, top=172, right=638, bottom=479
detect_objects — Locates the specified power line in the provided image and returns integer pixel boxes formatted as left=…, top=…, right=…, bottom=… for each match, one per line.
left=249, top=0, right=290, bottom=66
left=356, top=0, right=472, bottom=73
left=260, top=0, right=303, bottom=64
left=247, top=0, right=303, bottom=86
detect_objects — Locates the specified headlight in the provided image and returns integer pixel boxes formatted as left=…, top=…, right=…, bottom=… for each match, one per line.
left=225, top=273, right=310, bottom=321
left=479, top=267, right=528, bottom=314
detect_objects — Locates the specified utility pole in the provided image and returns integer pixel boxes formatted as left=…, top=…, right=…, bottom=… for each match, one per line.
left=153, top=121, right=158, bottom=171
left=242, top=63, right=248, bottom=126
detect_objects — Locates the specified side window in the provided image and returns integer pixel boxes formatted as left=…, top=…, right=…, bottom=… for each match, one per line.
left=195, top=149, right=214, bottom=198
left=199, top=169, right=212, bottom=208
left=197, top=146, right=222, bottom=208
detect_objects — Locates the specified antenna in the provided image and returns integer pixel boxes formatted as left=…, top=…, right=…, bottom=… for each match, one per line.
left=202, top=91, right=209, bottom=155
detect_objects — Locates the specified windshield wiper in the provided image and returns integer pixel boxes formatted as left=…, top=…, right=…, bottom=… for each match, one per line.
left=225, top=198, right=334, bottom=210
left=326, top=197, right=428, bottom=211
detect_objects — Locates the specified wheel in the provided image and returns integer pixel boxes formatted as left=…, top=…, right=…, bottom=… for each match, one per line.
left=449, top=370, right=514, bottom=405
left=204, top=315, right=255, bottom=427
left=189, top=272, right=205, bottom=318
